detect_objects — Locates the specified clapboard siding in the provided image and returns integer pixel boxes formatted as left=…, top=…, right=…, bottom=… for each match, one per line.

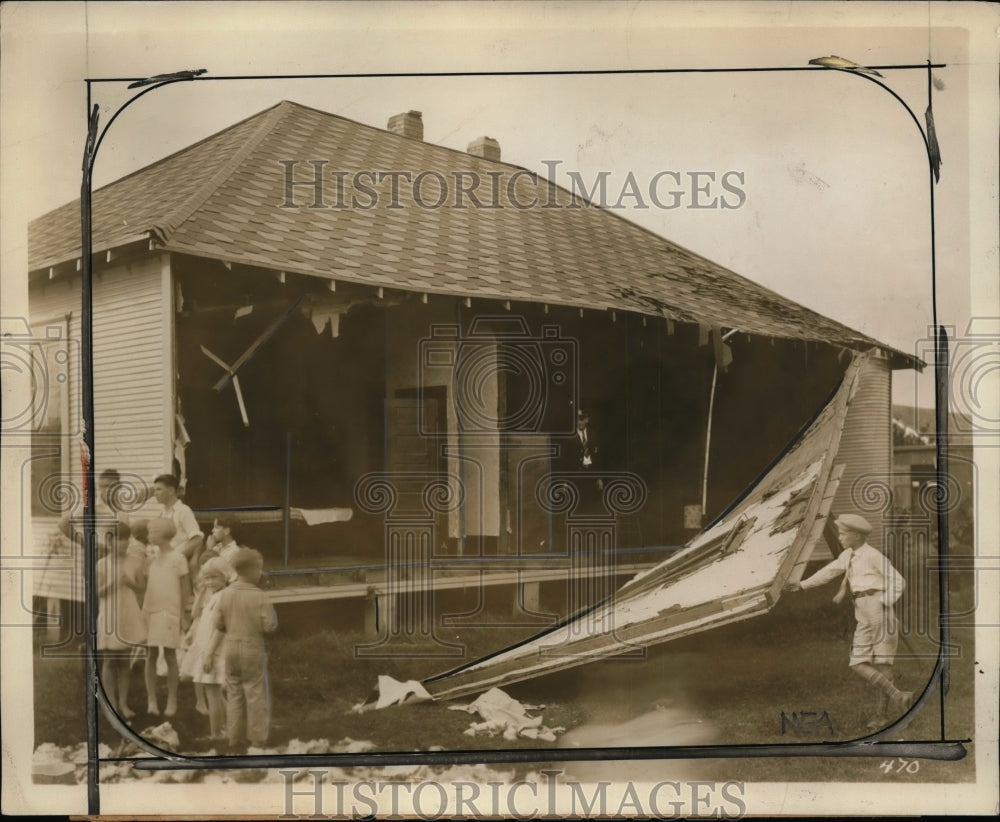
left=829, top=353, right=892, bottom=553
left=30, top=254, right=173, bottom=599
left=92, top=256, right=172, bottom=481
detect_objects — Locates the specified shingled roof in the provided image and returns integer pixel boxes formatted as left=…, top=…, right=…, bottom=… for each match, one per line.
left=29, top=100, right=918, bottom=366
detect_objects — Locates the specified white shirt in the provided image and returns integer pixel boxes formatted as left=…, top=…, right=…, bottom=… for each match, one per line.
left=161, top=499, right=202, bottom=552
left=800, top=542, right=905, bottom=607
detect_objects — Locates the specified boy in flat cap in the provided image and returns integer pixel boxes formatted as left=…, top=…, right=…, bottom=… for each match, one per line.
left=786, top=513, right=912, bottom=729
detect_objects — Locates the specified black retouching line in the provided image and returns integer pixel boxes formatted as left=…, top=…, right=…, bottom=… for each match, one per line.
left=82, top=80, right=100, bottom=818
left=84, top=63, right=947, bottom=83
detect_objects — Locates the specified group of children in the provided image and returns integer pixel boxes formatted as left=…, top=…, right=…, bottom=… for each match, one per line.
left=94, top=507, right=278, bottom=752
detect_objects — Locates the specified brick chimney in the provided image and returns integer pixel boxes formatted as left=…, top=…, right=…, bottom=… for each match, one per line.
left=387, top=111, right=423, bottom=140
left=467, top=136, right=501, bottom=162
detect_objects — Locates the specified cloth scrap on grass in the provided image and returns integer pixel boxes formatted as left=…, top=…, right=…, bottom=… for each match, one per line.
left=374, top=675, right=433, bottom=709
left=448, top=687, right=563, bottom=741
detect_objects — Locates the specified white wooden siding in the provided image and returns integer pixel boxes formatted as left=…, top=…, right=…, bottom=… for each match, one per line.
left=29, top=254, right=172, bottom=599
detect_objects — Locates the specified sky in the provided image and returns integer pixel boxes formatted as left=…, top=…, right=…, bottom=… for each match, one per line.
left=0, top=1, right=993, bottom=411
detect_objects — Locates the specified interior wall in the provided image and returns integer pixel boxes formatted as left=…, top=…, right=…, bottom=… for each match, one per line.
left=169, top=252, right=865, bottom=562
left=490, top=306, right=849, bottom=551
left=174, top=256, right=386, bottom=559
left=385, top=297, right=502, bottom=546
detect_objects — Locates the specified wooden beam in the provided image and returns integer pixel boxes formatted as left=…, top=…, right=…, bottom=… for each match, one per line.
left=212, top=295, right=305, bottom=392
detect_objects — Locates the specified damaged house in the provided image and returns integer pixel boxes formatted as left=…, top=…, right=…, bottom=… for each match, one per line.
left=27, top=101, right=921, bottom=640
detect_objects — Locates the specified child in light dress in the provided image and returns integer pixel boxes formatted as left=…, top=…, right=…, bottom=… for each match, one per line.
left=97, top=521, right=147, bottom=719
left=179, top=558, right=229, bottom=740
left=142, top=518, right=191, bottom=716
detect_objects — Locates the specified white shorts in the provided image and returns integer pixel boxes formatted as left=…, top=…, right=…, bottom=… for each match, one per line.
left=848, top=594, right=899, bottom=666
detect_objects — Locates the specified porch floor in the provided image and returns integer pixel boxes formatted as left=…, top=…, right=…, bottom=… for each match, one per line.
left=261, top=552, right=664, bottom=604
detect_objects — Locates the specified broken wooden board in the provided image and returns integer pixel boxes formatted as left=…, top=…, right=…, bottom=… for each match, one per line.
left=423, top=352, right=868, bottom=701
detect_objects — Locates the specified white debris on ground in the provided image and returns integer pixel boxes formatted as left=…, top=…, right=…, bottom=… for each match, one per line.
left=141, top=721, right=181, bottom=750
left=32, top=733, right=516, bottom=785
left=33, top=741, right=115, bottom=785
left=351, top=675, right=434, bottom=713
left=374, top=675, right=432, bottom=709
left=448, top=687, right=564, bottom=741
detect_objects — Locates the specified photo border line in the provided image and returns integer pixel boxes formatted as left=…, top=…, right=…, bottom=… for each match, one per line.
left=74, top=59, right=957, bottom=811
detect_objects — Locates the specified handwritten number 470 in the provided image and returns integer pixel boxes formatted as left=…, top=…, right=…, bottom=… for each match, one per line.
left=880, top=758, right=920, bottom=775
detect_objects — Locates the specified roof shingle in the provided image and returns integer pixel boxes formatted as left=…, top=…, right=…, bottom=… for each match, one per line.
left=29, top=100, right=917, bottom=365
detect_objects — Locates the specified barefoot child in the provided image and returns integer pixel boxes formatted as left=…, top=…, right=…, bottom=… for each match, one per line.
left=205, top=548, right=277, bottom=752
left=142, top=518, right=191, bottom=716
left=180, top=558, right=230, bottom=741
left=97, top=522, right=146, bottom=719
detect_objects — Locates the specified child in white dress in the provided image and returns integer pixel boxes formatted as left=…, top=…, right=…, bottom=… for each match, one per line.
left=97, top=521, right=146, bottom=719
left=179, top=558, right=229, bottom=741
left=142, top=518, right=191, bottom=717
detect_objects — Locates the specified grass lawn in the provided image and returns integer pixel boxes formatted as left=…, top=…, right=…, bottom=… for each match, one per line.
left=33, top=570, right=977, bottom=785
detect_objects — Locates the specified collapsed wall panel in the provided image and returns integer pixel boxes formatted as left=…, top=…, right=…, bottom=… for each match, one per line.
left=424, top=353, right=871, bottom=701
